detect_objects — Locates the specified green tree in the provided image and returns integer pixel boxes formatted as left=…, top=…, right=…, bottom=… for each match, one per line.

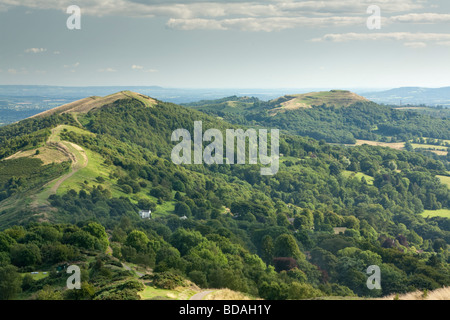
left=10, top=243, right=41, bottom=267
left=175, top=202, right=192, bottom=218
left=36, top=285, right=63, bottom=300
left=261, top=235, right=274, bottom=264
left=273, top=234, right=305, bottom=261
left=0, top=265, right=22, bottom=300
left=0, top=233, right=16, bottom=252
left=125, top=230, right=149, bottom=253
left=83, top=222, right=109, bottom=251
left=169, top=229, right=205, bottom=256
left=64, top=281, right=95, bottom=300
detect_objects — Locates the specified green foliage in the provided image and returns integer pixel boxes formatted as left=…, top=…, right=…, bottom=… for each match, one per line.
left=152, top=271, right=188, bottom=290
left=125, top=230, right=149, bottom=253
left=273, top=234, right=305, bottom=261
left=36, top=285, right=63, bottom=300
left=0, top=265, right=22, bottom=299
left=10, top=243, right=42, bottom=267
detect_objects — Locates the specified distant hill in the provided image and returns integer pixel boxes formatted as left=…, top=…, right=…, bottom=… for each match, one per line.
left=361, top=87, right=450, bottom=107
left=268, top=90, right=368, bottom=114
left=186, top=90, right=450, bottom=144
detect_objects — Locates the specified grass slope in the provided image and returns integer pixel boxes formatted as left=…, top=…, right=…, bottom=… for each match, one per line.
left=270, top=90, right=369, bottom=114
left=30, top=91, right=156, bottom=119
left=421, top=209, right=450, bottom=218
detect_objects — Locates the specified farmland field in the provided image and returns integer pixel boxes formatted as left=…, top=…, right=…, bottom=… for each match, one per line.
left=421, top=209, right=450, bottom=218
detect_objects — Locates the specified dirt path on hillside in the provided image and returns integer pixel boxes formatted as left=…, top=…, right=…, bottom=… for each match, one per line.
left=189, top=290, right=214, bottom=300
left=30, top=126, right=88, bottom=210
left=48, top=141, right=88, bottom=194
left=122, top=262, right=144, bottom=278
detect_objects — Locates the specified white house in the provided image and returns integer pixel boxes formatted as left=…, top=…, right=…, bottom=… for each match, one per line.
left=139, top=210, right=152, bottom=219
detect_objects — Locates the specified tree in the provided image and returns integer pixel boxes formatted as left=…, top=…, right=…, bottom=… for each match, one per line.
left=0, top=233, right=16, bottom=252
left=0, top=265, right=22, bottom=300
left=433, top=239, right=447, bottom=252
left=273, top=257, right=298, bottom=272
left=261, top=235, right=274, bottom=264
left=41, top=243, right=75, bottom=264
left=404, top=141, right=413, bottom=152
left=288, top=282, right=323, bottom=300
left=125, top=230, right=149, bottom=253
left=150, top=186, right=172, bottom=201
left=36, top=285, right=63, bottom=300
left=175, top=202, right=192, bottom=218
left=10, top=243, right=41, bottom=267
left=137, top=199, right=156, bottom=211
left=169, top=229, right=205, bottom=256
left=258, top=281, right=288, bottom=300
left=273, top=234, right=305, bottom=261
left=83, top=222, right=109, bottom=251
left=64, top=281, right=95, bottom=300
left=65, top=230, right=96, bottom=250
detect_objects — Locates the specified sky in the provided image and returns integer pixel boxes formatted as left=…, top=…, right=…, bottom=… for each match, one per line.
left=0, top=0, right=450, bottom=89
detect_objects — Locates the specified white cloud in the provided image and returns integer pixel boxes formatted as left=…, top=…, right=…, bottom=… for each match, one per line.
left=64, top=62, right=80, bottom=69
left=53, top=51, right=61, bottom=55
left=2, top=1, right=447, bottom=33
left=4, top=0, right=425, bottom=17
left=0, top=0, right=427, bottom=20
left=390, top=13, right=450, bottom=24
left=131, top=65, right=157, bottom=72
left=311, top=32, right=450, bottom=48
left=403, top=41, right=427, bottom=48
left=98, top=67, right=117, bottom=72
left=436, top=41, right=450, bottom=46
left=24, top=47, right=47, bottom=53
left=7, top=68, right=28, bottom=74
left=311, top=32, right=450, bottom=43
left=168, top=16, right=365, bottom=32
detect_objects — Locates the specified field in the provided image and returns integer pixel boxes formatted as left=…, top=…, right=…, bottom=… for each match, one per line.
left=138, top=285, right=199, bottom=300
left=421, top=209, right=450, bottom=219
left=346, top=139, right=449, bottom=156
left=437, top=175, right=450, bottom=188
left=354, top=140, right=405, bottom=150
left=379, top=287, right=450, bottom=300
left=342, top=170, right=374, bottom=185
left=20, top=271, right=49, bottom=281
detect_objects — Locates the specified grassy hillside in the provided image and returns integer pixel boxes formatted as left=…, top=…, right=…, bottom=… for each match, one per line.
left=0, top=91, right=449, bottom=301
left=269, top=90, right=368, bottom=114
left=30, top=91, right=157, bottom=119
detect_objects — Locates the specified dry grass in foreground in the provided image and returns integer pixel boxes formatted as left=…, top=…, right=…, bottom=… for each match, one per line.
left=378, top=287, right=450, bottom=300
left=204, top=289, right=258, bottom=300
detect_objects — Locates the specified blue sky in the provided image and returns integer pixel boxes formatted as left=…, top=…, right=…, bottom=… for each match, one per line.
left=1, top=0, right=450, bottom=89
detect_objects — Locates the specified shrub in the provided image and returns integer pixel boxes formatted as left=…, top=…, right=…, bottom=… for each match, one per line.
left=152, top=271, right=187, bottom=290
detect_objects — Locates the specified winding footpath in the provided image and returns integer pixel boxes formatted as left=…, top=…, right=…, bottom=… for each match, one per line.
left=30, top=126, right=88, bottom=210
left=189, top=290, right=214, bottom=300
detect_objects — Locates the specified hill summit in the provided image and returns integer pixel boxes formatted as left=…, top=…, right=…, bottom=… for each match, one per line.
left=269, top=90, right=368, bottom=114
left=30, top=91, right=157, bottom=119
